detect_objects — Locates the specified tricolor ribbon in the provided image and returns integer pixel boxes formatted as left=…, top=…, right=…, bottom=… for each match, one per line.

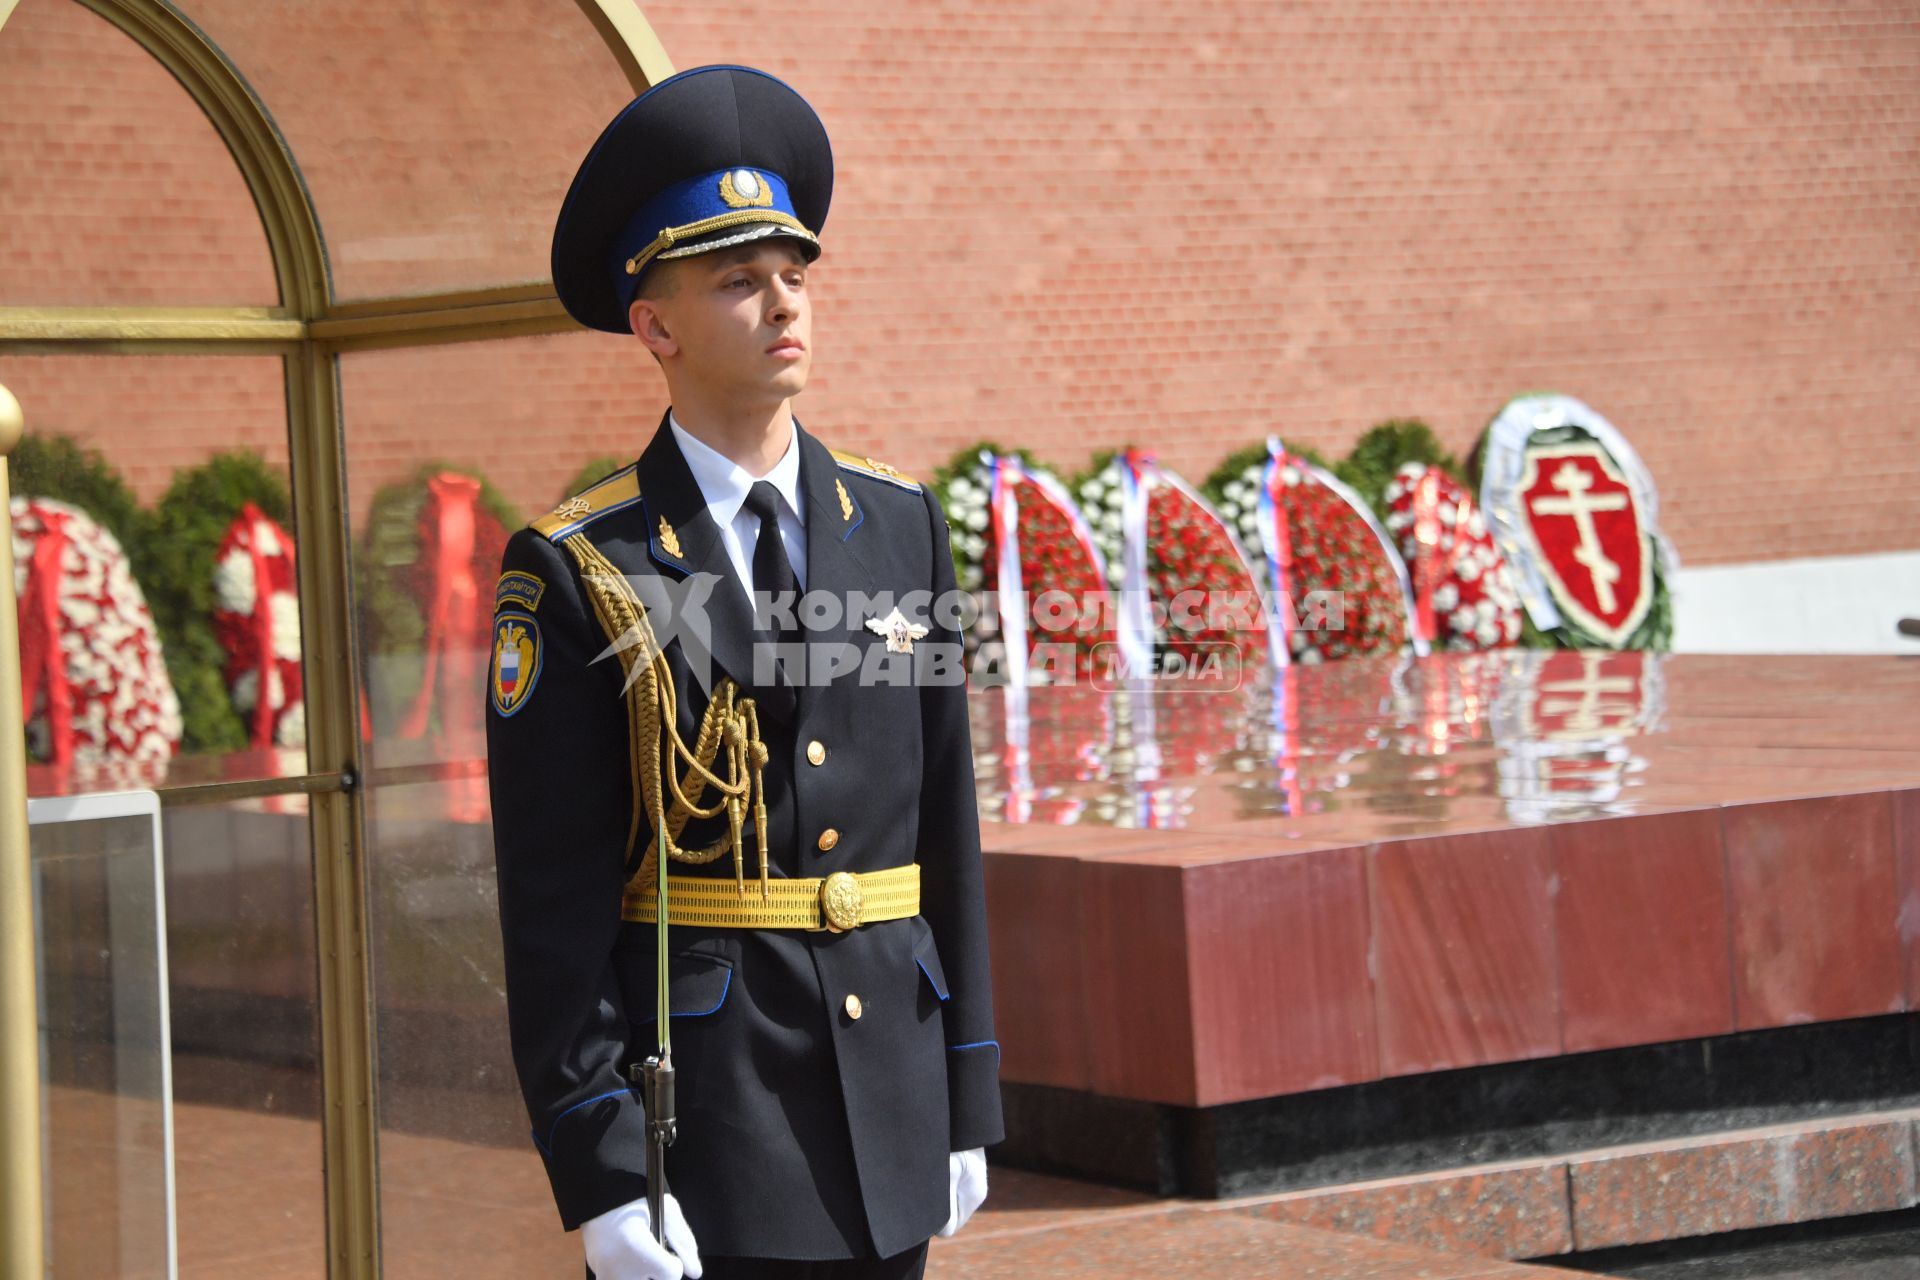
left=1256, top=438, right=1298, bottom=667
left=985, top=455, right=1038, bottom=822
left=986, top=453, right=1030, bottom=693
left=1115, top=450, right=1155, bottom=682
left=984, top=453, right=1111, bottom=687
left=16, top=505, right=76, bottom=768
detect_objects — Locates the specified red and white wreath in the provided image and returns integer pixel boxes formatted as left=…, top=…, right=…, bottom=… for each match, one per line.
left=1382, top=463, right=1522, bottom=651
left=212, top=501, right=305, bottom=749
left=1076, top=451, right=1266, bottom=669
left=940, top=449, right=1113, bottom=678
left=11, top=495, right=183, bottom=769
left=1212, top=450, right=1413, bottom=664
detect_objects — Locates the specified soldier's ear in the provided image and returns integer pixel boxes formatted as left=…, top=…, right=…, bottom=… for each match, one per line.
left=629, top=297, right=678, bottom=361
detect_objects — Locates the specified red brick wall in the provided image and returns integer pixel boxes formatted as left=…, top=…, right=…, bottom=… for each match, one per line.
left=4, top=0, right=1919, bottom=565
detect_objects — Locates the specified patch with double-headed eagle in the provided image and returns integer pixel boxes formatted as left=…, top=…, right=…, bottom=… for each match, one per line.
left=491, top=610, right=543, bottom=717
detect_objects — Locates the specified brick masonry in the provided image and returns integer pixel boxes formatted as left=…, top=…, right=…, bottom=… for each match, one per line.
left=2, top=0, right=1918, bottom=565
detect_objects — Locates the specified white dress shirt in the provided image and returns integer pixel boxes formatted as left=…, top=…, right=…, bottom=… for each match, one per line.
left=668, top=411, right=808, bottom=595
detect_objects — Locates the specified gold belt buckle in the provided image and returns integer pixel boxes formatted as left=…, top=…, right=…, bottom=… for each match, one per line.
left=819, top=871, right=862, bottom=932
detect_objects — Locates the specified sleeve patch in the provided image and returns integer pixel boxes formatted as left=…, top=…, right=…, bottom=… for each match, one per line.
left=495, top=569, right=546, bottom=613
left=491, top=610, right=543, bottom=717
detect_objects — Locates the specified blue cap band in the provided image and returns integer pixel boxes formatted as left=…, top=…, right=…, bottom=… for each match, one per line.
left=610, top=166, right=818, bottom=308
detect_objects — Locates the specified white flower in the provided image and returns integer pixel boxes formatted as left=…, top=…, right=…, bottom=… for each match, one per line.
left=254, top=523, right=284, bottom=557
left=275, top=701, right=307, bottom=750
left=1438, top=501, right=1458, bottom=526
left=948, top=476, right=976, bottom=503
left=1433, top=582, right=1459, bottom=613
left=271, top=593, right=301, bottom=661
left=1475, top=618, right=1502, bottom=647
left=965, top=508, right=989, bottom=532
left=1457, top=555, right=1483, bottom=584
left=215, top=547, right=258, bottom=614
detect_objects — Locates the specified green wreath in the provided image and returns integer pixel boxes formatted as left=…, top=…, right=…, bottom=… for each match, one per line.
left=1332, top=419, right=1463, bottom=521
left=142, top=452, right=296, bottom=752
left=559, top=456, right=629, bottom=504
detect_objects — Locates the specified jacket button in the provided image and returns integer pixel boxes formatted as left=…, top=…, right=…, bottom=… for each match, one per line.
left=844, top=994, right=863, bottom=1020
left=807, top=739, right=827, bottom=766
left=817, top=828, right=840, bottom=852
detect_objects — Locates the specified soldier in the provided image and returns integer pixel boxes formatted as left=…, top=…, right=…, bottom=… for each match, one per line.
left=486, top=65, right=1001, bottom=1280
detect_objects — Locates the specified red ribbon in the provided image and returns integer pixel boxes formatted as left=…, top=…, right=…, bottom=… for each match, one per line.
left=1410, top=469, right=1443, bottom=646
left=399, top=473, right=483, bottom=741
left=234, top=502, right=281, bottom=747
left=16, top=506, right=76, bottom=768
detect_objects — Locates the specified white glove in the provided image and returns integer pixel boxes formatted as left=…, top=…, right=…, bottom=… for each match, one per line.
left=582, top=1192, right=704, bottom=1280
left=936, top=1146, right=988, bottom=1237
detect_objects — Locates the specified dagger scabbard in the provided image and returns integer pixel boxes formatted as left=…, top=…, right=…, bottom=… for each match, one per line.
left=640, top=1051, right=675, bottom=1242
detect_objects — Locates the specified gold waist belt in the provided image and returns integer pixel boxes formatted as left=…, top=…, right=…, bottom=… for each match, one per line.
left=623, top=864, right=920, bottom=933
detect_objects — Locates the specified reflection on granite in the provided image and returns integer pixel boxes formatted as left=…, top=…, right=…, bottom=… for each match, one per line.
left=980, top=653, right=1920, bottom=1107
left=972, top=653, right=1920, bottom=839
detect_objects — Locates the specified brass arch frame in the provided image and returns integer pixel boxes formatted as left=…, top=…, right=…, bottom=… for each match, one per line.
left=0, top=2, right=674, bottom=1274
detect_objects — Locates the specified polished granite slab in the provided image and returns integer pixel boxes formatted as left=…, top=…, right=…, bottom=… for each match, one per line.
left=975, top=653, right=1920, bottom=1106
left=45, top=1085, right=1609, bottom=1279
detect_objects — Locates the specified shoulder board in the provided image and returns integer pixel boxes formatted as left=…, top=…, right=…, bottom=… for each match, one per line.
left=830, top=449, right=921, bottom=493
left=530, top=464, right=642, bottom=541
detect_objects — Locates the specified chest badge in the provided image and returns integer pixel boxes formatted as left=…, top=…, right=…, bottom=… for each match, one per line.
left=865, top=606, right=930, bottom=655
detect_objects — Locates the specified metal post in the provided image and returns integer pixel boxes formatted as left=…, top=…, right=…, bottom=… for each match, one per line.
left=0, top=380, right=47, bottom=1278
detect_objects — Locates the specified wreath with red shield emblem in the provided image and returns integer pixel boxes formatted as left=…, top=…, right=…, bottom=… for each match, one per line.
left=1474, top=395, right=1675, bottom=651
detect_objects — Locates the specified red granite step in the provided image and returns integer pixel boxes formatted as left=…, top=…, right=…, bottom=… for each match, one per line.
left=940, top=1108, right=1920, bottom=1275
left=931, top=1165, right=1603, bottom=1278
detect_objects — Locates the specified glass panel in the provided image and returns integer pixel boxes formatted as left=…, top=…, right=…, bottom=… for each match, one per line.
left=0, top=354, right=311, bottom=793
left=30, top=791, right=325, bottom=1278
left=173, top=0, right=640, bottom=301
left=30, top=794, right=171, bottom=1279
left=342, top=332, right=661, bottom=1274
left=367, top=780, right=573, bottom=1277
left=161, top=793, right=325, bottom=1276
left=0, top=0, right=279, bottom=307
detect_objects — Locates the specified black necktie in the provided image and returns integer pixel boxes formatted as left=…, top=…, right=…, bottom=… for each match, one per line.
left=741, top=481, right=800, bottom=686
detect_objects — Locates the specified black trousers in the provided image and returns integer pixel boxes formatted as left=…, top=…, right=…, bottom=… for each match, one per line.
left=587, top=1237, right=931, bottom=1280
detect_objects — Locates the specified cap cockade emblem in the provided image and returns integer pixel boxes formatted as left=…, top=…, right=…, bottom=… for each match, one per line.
left=719, top=169, right=774, bottom=209
left=865, top=606, right=930, bottom=655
